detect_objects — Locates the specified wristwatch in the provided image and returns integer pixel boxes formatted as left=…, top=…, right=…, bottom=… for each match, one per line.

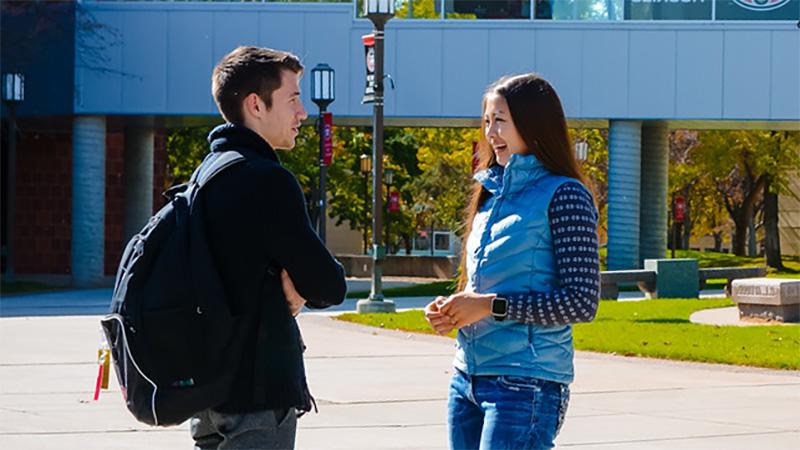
left=491, top=296, right=508, bottom=321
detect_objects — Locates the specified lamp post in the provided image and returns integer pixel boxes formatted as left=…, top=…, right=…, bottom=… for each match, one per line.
left=359, top=154, right=371, bottom=254
left=575, top=140, right=589, bottom=162
left=311, top=63, right=335, bottom=243
left=2, top=73, right=24, bottom=283
left=358, top=0, right=396, bottom=314
left=384, top=168, right=394, bottom=254
left=428, top=197, right=435, bottom=256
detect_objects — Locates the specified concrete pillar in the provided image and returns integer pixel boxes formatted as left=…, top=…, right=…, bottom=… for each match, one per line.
left=607, top=120, right=642, bottom=270
left=639, top=122, right=669, bottom=264
left=71, top=116, right=106, bottom=287
left=123, top=127, right=154, bottom=241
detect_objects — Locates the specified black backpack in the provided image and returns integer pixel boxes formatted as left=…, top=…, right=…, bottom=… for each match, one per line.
left=100, top=150, right=248, bottom=426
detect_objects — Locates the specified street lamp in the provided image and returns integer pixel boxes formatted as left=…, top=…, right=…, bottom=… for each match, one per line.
left=311, top=63, right=335, bottom=243
left=575, top=140, right=589, bottom=162
left=359, top=154, right=371, bottom=254
left=2, top=73, right=24, bottom=283
left=358, top=0, right=396, bottom=314
left=384, top=168, right=394, bottom=254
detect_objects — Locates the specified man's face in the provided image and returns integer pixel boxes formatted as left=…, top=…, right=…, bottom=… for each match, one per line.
left=258, top=70, right=308, bottom=150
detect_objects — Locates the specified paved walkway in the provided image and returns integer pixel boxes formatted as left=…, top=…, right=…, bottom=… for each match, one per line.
left=0, top=288, right=798, bottom=449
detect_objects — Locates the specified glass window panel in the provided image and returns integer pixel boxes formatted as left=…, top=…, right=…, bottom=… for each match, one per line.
left=393, top=0, right=441, bottom=19
left=538, top=1, right=623, bottom=21
left=444, top=0, right=530, bottom=19
left=434, top=232, right=450, bottom=251
left=624, top=0, right=711, bottom=20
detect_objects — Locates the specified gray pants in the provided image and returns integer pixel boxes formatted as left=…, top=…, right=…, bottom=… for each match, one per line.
left=191, top=408, right=297, bottom=450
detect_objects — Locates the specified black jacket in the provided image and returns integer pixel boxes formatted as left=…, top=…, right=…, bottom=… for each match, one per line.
left=201, top=124, right=346, bottom=413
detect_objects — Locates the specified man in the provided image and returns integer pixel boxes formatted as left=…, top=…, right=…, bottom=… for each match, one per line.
left=190, top=46, right=347, bottom=449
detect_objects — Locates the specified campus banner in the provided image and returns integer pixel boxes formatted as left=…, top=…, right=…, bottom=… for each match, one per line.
left=322, top=112, right=333, bottom=166
left=716, top=0, right=800, bottom=20
left=625, top=0, right=712, bottom=20
left=361, top=34, right=375, bottom=104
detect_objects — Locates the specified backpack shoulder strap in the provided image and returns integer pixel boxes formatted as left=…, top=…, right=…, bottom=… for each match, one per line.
left=190, top=151, right=247, bottom=189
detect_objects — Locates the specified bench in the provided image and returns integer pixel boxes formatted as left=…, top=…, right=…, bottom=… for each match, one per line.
left=699, top=267, right=767, bottom=296
left=600, top=270, right=656, bottom=300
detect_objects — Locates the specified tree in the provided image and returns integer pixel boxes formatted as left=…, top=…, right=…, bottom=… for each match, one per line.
left=669, top=130, right=700, bottom=250
left=762, top=131, right=800, bottom=268
left=407, top=127, right=479, bottom=235
left=692, top=130, right=800, bottom=257
left=570, top=128, right=608, bottom=243
left=166, top=126, right=212, bottom=186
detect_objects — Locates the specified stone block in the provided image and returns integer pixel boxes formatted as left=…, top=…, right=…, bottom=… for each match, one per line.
left=731, top=278, right=800, bottom=323
left=644, top=258, right=699, bottom=298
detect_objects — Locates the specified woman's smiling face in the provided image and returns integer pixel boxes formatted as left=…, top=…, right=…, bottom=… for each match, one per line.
left=483, top=93, right=527, bottom=167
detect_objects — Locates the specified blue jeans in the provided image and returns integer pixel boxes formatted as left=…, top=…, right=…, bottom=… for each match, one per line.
left=448, top=369, right=569, bottom=450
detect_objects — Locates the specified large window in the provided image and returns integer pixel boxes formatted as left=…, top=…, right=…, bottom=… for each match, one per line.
left=538, top=0, right=623, bottom=20
left=445, top=0, right=530, bottom=19
left=624, top=0, right=712, bottom=20
left=393, top=0, right=441, bottom=19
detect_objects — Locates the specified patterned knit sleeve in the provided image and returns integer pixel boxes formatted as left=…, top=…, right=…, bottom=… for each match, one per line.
left=502, top=182, right=600, bottom=326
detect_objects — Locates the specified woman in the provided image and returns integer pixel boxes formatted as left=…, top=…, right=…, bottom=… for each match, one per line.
left=425, top=74, right=600, bottom=450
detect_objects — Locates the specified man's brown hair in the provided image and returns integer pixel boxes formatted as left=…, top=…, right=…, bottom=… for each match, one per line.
left=212, top=46, right=303, bottom=125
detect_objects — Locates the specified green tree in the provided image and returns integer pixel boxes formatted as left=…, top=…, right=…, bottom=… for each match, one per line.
left=324, top=127, right=373, bottom=252
left=692, top=130, right=800, bottom=258
left=166, top=126, right=213, bottom=186
left=408, top=127, right=479, bottom=235
left=570, top=128, right=608, bottom=243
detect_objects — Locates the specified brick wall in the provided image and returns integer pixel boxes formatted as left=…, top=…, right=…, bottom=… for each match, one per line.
left=104, top=131, right=124, bottom=275
left=11, top=124, right=168, bottom=276
left=13, top=130, right=73, bottom=275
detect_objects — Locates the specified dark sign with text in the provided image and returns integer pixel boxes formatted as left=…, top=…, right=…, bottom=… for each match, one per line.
left=624, top=0, right=798, bottom=20
left=717, top=0, right=799, bottom=20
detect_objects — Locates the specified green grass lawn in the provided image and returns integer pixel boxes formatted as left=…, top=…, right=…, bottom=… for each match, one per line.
left=349, top=251, right=798, bottom=299
left=335, top=298, right=800, bottom=370
left=599, top=248, right=800, bottom=277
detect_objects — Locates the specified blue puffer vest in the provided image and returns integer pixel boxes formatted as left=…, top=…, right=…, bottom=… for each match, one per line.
left=454, top=153, right=578, bottom=384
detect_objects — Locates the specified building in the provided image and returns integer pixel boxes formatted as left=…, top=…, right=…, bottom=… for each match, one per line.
left=1, top=0, right=798, bottom=286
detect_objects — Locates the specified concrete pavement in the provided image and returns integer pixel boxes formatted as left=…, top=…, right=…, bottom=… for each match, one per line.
left=0, top=289, right=798, bottom=449
left=0, top=277, right=426, bottom=318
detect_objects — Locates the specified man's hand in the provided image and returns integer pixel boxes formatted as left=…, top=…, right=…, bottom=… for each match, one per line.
left=424, top=296, right=454, bottom=335
left=438, top=292, right=493, bottom=329
left=281, top=269, right=306, bottom=317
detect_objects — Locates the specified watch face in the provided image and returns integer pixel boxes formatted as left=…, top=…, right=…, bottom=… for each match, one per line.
left=492, top=297, right=508, bottom=316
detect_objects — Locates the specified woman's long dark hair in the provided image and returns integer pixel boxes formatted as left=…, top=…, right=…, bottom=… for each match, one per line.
left=457, top=74, right=591, bottom=290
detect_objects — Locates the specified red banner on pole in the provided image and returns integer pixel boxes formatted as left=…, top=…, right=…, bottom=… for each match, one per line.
left=322, top=111, right=333, bottom=166
left=388, top=190, right=400, bottom=213
left=674, top=195, right=686, bottom=222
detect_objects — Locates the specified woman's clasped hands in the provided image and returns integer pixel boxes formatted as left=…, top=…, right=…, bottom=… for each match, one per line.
left=424, top=292, right=495, bottom=335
